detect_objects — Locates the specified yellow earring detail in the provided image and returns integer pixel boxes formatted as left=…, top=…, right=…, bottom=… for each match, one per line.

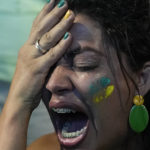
left=129, top=95, right=149, bottom=133
left=133, top=95, right=144, bottom=105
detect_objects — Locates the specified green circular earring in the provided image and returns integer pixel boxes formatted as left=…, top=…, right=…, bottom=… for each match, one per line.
left=129, top=95, right=149, bottom=133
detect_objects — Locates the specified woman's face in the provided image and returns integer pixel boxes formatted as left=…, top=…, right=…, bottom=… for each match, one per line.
left=43, top=14, right=136, bottom=150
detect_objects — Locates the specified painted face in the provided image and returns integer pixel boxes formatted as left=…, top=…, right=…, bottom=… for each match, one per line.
left=42, top=14, right=135, bottom=150
left=89, top=77, right=114, bottom=103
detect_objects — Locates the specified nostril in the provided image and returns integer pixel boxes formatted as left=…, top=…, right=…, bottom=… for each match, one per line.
left=56, top=89, right=70, bottom=95
left=46, top=81, right=71, bottom=94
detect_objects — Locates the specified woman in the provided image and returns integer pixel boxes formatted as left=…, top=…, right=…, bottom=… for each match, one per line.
left=0, top=0, right=150, bottom=149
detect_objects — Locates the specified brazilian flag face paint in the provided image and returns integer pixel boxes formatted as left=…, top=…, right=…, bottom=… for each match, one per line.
left=89, top=77, right=114, bottom=103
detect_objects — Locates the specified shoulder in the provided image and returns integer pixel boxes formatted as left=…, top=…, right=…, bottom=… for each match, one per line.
left=27, top=132, right=60, bottom=150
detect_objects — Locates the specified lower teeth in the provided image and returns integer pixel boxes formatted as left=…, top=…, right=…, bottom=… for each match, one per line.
left=62, top=126, right=87, bottom=138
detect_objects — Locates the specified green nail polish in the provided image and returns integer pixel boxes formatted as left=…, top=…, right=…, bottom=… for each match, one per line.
left=64, top=32, right=69, bottom=39
left=47, top=0, right=51, bottom=3
left=58, top=0, right=65, bottom=8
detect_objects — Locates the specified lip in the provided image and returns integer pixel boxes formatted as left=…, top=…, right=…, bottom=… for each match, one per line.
left=49, top=100, right=89, bottom=116
left=49, top=99, right=90, bottom=147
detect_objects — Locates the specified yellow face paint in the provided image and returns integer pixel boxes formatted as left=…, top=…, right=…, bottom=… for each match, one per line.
left=93, top=91, right=104, bottom=103
left=105, top=85, right=114, bottom=98
left=89, top=77, right=115, bottom=103
left=94, top=96, right=100, bottom=103
left=93, top=85, right=114, bottom=103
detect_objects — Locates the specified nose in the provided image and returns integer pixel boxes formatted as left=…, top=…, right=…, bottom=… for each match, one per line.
left=46, top=66, right=73, bottom=95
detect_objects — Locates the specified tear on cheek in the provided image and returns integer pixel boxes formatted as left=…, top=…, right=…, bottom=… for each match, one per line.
left=88, top=77, right=115, bottom=103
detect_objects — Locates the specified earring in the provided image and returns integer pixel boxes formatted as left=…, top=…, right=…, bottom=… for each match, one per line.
left=129, top=95, right=149, bottom=133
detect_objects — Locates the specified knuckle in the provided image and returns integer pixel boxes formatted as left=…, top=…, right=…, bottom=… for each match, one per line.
left=49, top=48, right=56, bottom=58
left=56, top=25, right=64, bottom=34
left=34, top=24, right=43, bottom=35
left=42, top=34, right=53, bottom=48
left=59, top=29, right=64, bottom=37
left=45, top=32, right=52, bottom=41
left=57, top=42, right=63, bottom=50
left=53, top=13, right=61, bottom=22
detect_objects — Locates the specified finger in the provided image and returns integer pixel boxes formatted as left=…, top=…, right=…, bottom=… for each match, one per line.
left=29, top=0, right=68, bottom=44
left=35, top=10, right=74, bottom=57
left=37, top=32, right=72, bottom=70
left=29, top=11, right=74, bottom=57
left=32, top=0, right=55, bottom=28
left=39, top=10, right=75, bottom=50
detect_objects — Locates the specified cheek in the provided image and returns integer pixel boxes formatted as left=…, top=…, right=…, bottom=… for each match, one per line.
left=89, top=77, right=115, bottom=104
left=73, top=73, right=96, bottom=94
left=72, top=72, right=115, bottom=106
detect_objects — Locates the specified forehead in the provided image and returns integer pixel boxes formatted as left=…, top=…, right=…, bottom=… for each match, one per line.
left=69, top=14, right=103, bottom=52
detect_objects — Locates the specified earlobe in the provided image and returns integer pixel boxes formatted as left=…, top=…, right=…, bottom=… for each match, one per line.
left=138, top=62, right=150, bottom=96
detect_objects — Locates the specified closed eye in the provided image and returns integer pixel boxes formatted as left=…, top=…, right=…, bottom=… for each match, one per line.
left=73, top=65, right=98, bottom=71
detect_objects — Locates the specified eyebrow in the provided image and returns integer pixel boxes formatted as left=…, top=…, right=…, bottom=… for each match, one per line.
left=67, top=46, right=105, bottom=57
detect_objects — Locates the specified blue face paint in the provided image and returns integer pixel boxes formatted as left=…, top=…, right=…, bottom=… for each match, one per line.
left=99, top=77, right=111, bottom=88
left=89, top=77, right=111, bottom=97
left=89, top=84, right=99, bottom=95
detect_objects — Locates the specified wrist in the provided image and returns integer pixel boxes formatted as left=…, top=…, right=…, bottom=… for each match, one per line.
left=0, top=97, right=31, bottom=150
left=2, top=96, right=32, bottom=124
left=8, top=71, right=42, bottom=110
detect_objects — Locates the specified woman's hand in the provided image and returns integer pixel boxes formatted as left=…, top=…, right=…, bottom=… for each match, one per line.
left=0, top=1, right=74, bottom=150
left=8, top=0, right=75, bottom=111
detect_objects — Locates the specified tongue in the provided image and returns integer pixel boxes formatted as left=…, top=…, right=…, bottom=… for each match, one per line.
left=60, top=113, right=88, bottom=132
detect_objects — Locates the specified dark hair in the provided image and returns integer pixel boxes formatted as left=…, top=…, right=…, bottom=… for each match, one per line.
left=66, top=0, right=150, bottom=149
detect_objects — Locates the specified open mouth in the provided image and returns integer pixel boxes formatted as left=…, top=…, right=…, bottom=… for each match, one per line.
left=50, top=107, right=89, bottom=147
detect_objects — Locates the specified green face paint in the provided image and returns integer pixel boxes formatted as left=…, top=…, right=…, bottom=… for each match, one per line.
left=89, top=84, right=99, bottom=95
left=100, top=77, right=111, bottom=88
left=89, top=77, right=114, bottom=103
left=89, top=77, right=110, bottom=95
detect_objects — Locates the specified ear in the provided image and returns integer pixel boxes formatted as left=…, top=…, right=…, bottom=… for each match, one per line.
left=138, top=62, right=150, bottom=96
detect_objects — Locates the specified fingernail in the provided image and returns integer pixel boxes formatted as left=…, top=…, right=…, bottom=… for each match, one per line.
left=64, top=32, right=69, bottom=39
left=64, top=10, right=71, bottom=19
left=58, top=0, right=65, bottom=8
left=47, top=0, right=51, bottom=3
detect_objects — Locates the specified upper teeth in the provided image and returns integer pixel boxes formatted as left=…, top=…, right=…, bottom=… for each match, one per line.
left=52, top=108, right=76, bottom=114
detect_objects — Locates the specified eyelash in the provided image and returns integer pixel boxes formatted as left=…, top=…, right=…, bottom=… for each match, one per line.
left=73, top=65, right=98, bottom=71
